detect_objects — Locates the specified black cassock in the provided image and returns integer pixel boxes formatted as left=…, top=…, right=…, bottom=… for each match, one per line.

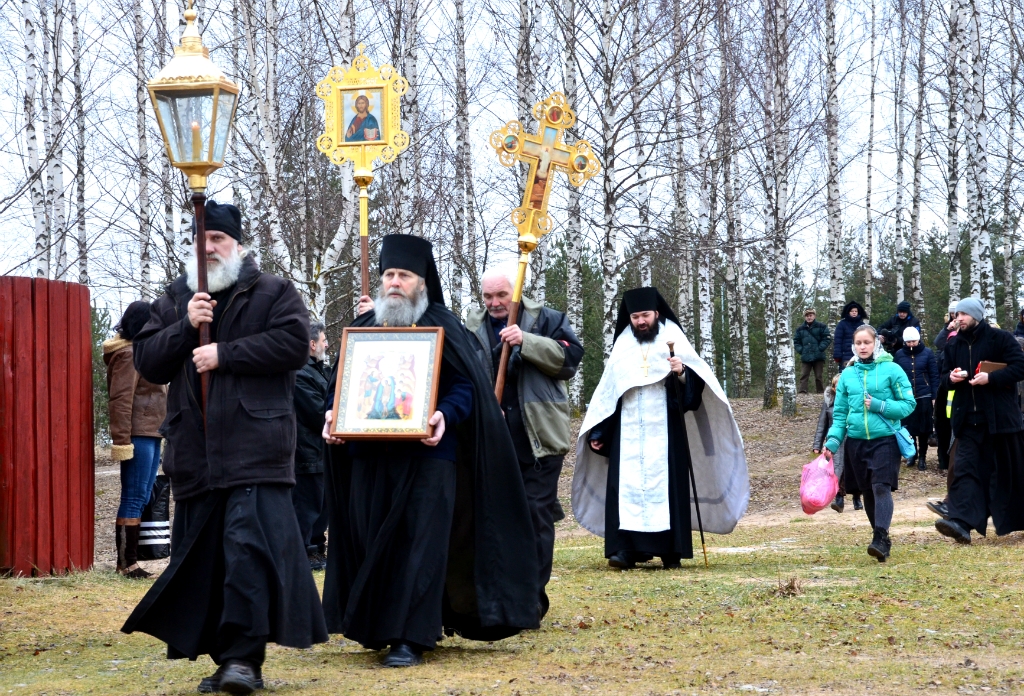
left=588, top=369, right=705, bottom=560
left=122, top=485, right=328, bottom=661
left=322, top=303, right=540, bottom=651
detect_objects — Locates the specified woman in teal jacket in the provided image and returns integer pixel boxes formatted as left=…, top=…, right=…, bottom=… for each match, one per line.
left=824, top=325, right=916, bottom=562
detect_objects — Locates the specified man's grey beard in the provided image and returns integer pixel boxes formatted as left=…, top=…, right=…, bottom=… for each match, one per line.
left=187, top=245, right=244, bottom=293
left=374, top=284, right=429, bottom=326
left=631, top=320, right=661, bottom=344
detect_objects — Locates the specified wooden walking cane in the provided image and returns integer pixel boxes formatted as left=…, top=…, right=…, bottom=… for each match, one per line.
left=667, top=341, right=710, bottom=568
left=493, top=255, right=529, bottom=401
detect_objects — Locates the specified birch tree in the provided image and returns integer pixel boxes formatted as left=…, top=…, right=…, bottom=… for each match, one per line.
left=893, top=0, right=909, bottom=303
left=70, top=0, right=87, bottom=285
left=945, top=0, right=961, bottom=301
left=909, top=0, right=928, bottom=324
left=865, top=0, right=877, bottom=318
left=825, top=0, right=844, bottom=334
left=135, top=0, right=152, bottom=296
left=25, top=0, right=47, bottom=278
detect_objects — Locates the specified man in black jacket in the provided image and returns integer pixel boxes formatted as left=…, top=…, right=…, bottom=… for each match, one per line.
left=122, top=201, right=327, bottom=695
left=936, top=297, right=1024, bottom=544
left=879, top=300, right=922, bottom=354
left=292, top=318, right=330, bottom=570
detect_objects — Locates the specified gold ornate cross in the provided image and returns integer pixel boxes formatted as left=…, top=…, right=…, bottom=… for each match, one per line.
left=490, top=92, right=600, bottom=244
left=487, top=92, right=601, bottom=402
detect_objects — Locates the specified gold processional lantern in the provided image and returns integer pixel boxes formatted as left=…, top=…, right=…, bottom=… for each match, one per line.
left=147, top=1, right=239, bottom=417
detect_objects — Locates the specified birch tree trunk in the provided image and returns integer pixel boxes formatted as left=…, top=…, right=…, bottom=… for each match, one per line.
left=966, top=0, right=994, bottom=317
left=396, top=0, right=421, bottom=236
left=825, top=0, right=844, bottom=339
left=25, top=0, right=47, bottom=278
left=452, top=0, right=469, bottom=317
left=693, top=24, right=715, bottom=363
left=40, top=0, right=53, bottom=273
left=894, top=0, right=909, bottom=303
left=239, top=0, right=293, bottom=283
left=864, top=0, right=877, bottom=318
left=771, top=0, right=796, bottom=417
left=71, top=0, right=86, bottom=284
left=909, top=0, right=928, bottom=325
left=672, top=0, right=693, bottom=337
left=762, top=63, right=779, bottom=411
left=50, top=1, right=67, bottom=280
left=958, top=0, right=980, bottom=297
left=313, top=0, right=357, bottom=319
left=1003, top=21, right=1018, bottom=324
left=599, top=0, right=618, bottom=360
left=135, top=0, right=151, bottom=297
left=946, top=1, right=961, bottom=301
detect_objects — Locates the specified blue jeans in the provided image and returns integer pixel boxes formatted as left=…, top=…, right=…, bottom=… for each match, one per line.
left=118, top=436, right=162, bottom=519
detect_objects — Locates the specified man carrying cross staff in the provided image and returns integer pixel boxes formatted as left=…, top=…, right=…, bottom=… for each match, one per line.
left=571, top=287, right=750, bottom=569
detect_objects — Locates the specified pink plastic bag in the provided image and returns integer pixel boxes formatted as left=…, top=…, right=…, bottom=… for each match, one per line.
left=800, top=453, right=839, bottom=515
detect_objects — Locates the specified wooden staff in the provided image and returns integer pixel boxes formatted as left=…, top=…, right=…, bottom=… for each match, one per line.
left=667, top=340, right=709, bottom=568
left=193, top=191, right=210, bottom=424
left=494, top=253, right=530, bottom=402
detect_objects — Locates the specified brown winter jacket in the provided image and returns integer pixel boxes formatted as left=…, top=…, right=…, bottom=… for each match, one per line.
left=103, top=337, right=167, bottom=461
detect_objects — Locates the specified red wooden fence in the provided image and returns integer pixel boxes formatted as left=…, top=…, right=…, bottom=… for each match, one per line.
left=0, top=277, right=94, bottom=576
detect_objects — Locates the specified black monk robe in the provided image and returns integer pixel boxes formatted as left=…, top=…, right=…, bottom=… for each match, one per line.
left=322, top=302, right=540, bottom=649
left=587, top=370, right=706, bottom=560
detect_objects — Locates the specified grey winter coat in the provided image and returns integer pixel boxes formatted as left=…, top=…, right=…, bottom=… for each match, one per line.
left=465, top=296, right=583, bottom=457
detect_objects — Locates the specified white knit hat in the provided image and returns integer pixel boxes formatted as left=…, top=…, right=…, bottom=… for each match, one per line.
left=903, top=326, right=921, bottom=342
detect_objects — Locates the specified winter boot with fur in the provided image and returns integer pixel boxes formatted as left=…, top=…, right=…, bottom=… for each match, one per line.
left=867, top=527, right=891, bottom=562
left=116, top=519, right=152, bottom=579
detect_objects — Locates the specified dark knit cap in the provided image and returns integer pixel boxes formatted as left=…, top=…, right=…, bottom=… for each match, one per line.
left=192, top=200, right=243, bottom=241
left=897, top=300, right=911, bottom=313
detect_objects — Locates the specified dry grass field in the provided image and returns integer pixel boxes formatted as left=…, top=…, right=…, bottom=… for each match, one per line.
left=3, top=395, right=1023, bottom=695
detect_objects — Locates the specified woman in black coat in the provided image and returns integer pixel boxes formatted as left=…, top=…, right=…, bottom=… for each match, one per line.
left=833, top=301, right=867, bottom=366
left=894, top=327, right=940, bottom=469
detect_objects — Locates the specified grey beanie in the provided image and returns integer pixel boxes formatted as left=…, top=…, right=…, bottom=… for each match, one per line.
left=955, top=297, right=985, bottom=322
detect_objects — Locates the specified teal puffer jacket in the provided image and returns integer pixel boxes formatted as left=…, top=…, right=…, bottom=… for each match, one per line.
left=824, top=353, right=916, bottom=452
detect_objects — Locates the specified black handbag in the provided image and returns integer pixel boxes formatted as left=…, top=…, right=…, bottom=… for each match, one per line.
left=137, top=474, right=171, bottom=560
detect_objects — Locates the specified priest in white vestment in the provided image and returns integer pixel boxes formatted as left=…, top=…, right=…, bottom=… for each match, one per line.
left=571, top=287, right=749, bottom=569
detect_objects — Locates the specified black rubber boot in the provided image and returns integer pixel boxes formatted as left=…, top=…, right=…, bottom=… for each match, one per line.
left=852, top=495, right=863, bottom=511
left=867, top=527, right=891, bottom=562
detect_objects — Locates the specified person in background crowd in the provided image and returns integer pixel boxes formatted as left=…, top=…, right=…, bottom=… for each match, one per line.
left=813, top=373, right=862, bottom=513
left=878, top=301, right=922, bottom=355
left=465, top=267, right=584, bottom=618
left=894, top=327, right=939, bottom=470
left=935, top=298, right=1024, bottom=545
left=927, top=304, right=959, bottom=518
left=1014, top=308, right=1024, bottom=338
left=104, top=300, right=168, bottom=579
left=823, top=325, right=916, bottom=562
left=794, top=308, right=832, bottom=394
left=122, top=200, right=326, bottom=694
left=292, top=319, right=330, bottom=571
left=833, top=301, right=867, bottom=367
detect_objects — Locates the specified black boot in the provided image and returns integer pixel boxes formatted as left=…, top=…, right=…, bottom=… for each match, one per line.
left=906, top=455, right=917, bottom=469
left=608, top=550, right=653, bottom=569
left=830, top=494, right=845, bottom=513
left=198, top=663, right=264, bottom=693
left=867, top=527, right=891, bottom=562
left=382, top=641, right=423, bottom=667
left=115, top=519, right=151, bottom=579
left=852, top=495, right=863, bottom=511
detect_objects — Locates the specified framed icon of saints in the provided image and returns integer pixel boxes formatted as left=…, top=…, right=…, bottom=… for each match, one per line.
left=330, top=327, right=445, bottom=440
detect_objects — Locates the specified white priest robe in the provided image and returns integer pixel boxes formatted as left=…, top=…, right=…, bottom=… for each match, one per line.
left=571, top=320, right=749, bottom=543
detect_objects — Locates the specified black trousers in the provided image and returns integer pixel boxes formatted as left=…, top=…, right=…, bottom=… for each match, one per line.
left=292, top=472, right=327, bottom=552
left=947, top=423, right=1024, bottom=536
left=519, top=454, right=564, bottom=616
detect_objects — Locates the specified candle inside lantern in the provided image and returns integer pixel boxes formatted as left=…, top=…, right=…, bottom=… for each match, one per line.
left=191, top=121, right=201, bottom=161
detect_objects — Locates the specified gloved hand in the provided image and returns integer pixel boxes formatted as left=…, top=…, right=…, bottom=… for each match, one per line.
left=506, top=345, right=523, bottom=379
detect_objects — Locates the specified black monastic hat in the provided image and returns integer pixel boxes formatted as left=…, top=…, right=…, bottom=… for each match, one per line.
left=614, top=286, right=681, bottom=339
left=192, top=200, right=243, bottom=242
left=378, top=234, right=446, bottom=305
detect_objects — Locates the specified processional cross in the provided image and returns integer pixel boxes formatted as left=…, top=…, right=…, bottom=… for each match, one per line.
left=489, top=92, right=600, bottom=401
